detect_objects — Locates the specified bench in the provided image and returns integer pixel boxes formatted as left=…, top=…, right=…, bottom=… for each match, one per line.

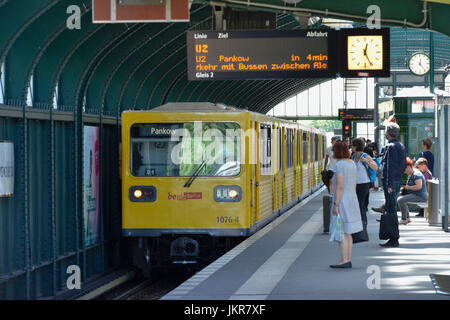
left=407, top=201, right=428, bottom=209
left=406, top=201, right=428, bottom=218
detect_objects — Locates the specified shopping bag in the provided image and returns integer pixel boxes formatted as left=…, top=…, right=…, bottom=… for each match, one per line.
left=329, top=214, right=344, bottom=242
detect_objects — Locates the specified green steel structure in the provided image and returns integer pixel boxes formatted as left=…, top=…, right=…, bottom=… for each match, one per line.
left=0, top=0, right=449, bottom=299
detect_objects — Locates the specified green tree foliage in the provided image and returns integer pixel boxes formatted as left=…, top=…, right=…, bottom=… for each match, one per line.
left=299, top=120, right=341, bottom=133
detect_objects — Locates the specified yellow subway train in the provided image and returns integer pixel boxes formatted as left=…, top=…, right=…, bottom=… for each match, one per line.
left=121, top=102, right=326, bottom=274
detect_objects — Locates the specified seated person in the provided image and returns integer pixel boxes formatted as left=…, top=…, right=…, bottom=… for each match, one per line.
left=397, top=157, right=428, bottom=225
left=415, top=157, right=432, bottom=182
left=413, top=157, right=432, bottom=217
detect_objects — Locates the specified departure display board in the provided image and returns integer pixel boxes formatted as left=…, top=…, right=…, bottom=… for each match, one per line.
left=187, top=30, right=337, bottom=80
left=338, top=108, right=374, bottom=120
left=187, top=28, right=390, bottom=80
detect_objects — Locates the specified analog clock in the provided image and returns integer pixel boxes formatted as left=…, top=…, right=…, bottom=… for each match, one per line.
left=409, top=53, right=430, bottom=75
left=347, top=35, right=383, bottom=70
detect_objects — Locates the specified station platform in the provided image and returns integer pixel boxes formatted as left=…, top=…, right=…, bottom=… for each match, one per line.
left=162, top=188, right=450, bottom=300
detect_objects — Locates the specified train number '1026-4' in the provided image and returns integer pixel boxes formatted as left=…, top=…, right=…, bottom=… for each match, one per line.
left=217, top=216, right=239, bottom=224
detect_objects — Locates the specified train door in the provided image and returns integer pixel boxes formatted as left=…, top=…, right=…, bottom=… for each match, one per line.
left=318, top=135, right=322, bottom=175
left=281, top=126, right=286, bottom=208
left=275, top=125, right=280, bottom=211
left=251, top=121, right=258, bottom=225
left=259, top=123, right=273, bottom=221
left=297, top=129, right=302, bottom=197
left=294, top=129, right=299, bottom=199
left=309, top=132, right=315, bottom=191
left=319, top=135, right=324, bottom=177
left=302, top=131, right=309, bottom=195
left=314, top=134, right=318, bottom=187
left=271, top=124, right=276, bottom=213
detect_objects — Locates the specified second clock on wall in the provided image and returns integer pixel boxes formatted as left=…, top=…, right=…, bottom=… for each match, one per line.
left=409, top=52, right=430, bottom=76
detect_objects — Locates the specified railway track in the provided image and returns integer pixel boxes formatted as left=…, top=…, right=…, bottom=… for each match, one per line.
left=96, top=267, right=194, bottom=300
left=114, top=279, right=154, bottom=300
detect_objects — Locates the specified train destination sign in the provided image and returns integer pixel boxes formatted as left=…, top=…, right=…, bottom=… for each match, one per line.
left=338, top=108, right=374, bottom=121
left=187, top=28, right=390, bottom=80
left=187, top=30, right=337, bottom=80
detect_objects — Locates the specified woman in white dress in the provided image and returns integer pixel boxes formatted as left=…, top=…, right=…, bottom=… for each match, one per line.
left=330, top=141, right=363, bottom=269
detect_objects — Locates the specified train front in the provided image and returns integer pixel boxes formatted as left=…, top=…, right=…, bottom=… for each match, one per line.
left=121, top=112, right=248, bottom=269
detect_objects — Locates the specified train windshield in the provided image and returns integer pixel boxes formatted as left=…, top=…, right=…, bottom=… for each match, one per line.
left=130, top=122, right=241, bottom=177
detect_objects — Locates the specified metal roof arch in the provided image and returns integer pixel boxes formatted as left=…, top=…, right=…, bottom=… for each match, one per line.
left=132, top=15, right=213, bottom=109
left=6, top=0, right=93, bottom=104
left=146, top=58, right=187, bottom=108
left=82, top=23, right=149, bottom=112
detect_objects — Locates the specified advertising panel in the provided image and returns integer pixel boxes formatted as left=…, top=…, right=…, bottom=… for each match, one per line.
left=83, top=126, right=100, bottom=246
left=0, top=141, right=14, bottom=197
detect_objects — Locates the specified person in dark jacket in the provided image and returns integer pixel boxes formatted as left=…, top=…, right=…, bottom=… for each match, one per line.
left=379, top=122, right=406, bottom=247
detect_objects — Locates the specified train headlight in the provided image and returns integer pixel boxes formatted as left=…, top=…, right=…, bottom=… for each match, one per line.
left=229, top=189, right=238, bottom=199
left=129, top=186, right=156, bottom=202
left=214, top=186, right=241, bottom=202
left=133, top=189, right=143, bottom=199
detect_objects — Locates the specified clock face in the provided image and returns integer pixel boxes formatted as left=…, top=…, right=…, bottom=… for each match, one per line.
left=409, top=53, right=430, bottom=75
left=347, top=35, right=383, bottom=70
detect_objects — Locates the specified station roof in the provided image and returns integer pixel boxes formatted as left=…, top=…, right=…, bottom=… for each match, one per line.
left=0, top=0, right=449, bottom=115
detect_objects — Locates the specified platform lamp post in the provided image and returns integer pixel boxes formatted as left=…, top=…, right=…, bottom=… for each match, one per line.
left=429, top=31, right=434, bottom=94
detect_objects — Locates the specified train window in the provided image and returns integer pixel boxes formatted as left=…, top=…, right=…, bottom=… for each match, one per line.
left=315, top=134, right=319, bottom=161
left=286, top=128, right=294, bottom=169
left=260, top=124, right=272, bottom=175
left=130, top=122, right=241, bottom=177
left=302, top=132, right=308, bottom=164
left=297, top=131, right=301, bottom=166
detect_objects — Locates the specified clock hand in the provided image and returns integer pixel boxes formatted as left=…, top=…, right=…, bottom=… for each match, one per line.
left=363, top=44, right=373, bottom=66
left=362, top=43, right=368, bottom=57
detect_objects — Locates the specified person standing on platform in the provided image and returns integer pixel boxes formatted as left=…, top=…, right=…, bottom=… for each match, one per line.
left=351, top=138, right=379, bottom=231
left=329, top=141, right=362, bottom=269
left=363, top=138, right=374, bottom=157
left=417, top=137, right=434, bottom=175
left=379, top=122, right=406, bottom=247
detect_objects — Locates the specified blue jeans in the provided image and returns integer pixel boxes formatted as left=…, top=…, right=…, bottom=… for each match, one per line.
left=397, top=193, right=427, bottom=220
